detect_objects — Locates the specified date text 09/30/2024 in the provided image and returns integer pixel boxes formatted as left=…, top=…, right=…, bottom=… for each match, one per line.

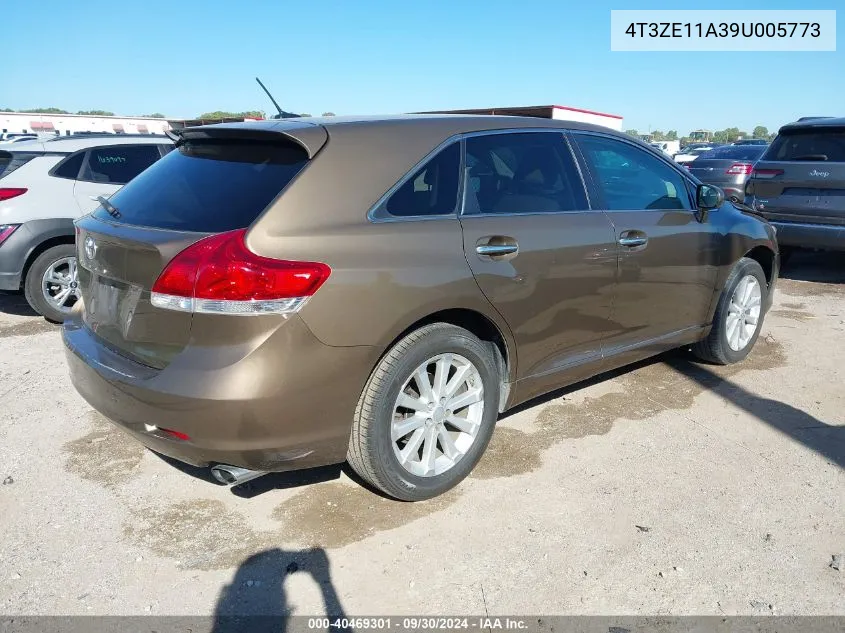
left=307, top=617, right=529, bottom=630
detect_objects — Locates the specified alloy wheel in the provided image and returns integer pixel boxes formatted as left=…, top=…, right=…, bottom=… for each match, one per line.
left=726, top=274, right=762, bottom=351
left=391, top=353, right=484, bottom=477
left=41, top=256, right=80, bottom=314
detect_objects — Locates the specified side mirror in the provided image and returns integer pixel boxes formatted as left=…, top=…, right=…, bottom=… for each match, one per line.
left=696, top=183, right=724, bottom=210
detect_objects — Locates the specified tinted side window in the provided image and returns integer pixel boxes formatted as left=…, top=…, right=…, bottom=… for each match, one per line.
left=0, top=152, right=39, bottom=180
left=52, top=151, right=85, bottom=180
left=463, top=132, right=586, bottom=214
left=765, top=131, right=845, bottom=162
left=384, top=142, right=460, bottom=217
left=576, top=135, right=692, bottom=211
left=80, top=144, right=163, bottom=185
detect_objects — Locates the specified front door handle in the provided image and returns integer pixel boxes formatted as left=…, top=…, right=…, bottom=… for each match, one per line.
left=617, top=230, right=648, bottom=248
left=475, top=236, right=519, bottom=260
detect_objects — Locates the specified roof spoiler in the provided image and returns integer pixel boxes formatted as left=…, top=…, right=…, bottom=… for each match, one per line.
left=165, top=122, right=328, bottom=159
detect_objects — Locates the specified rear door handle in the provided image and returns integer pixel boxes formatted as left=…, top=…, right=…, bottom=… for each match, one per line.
left=617, top=231, right=648, bottom=248
left=476, top=244, right=518, bottom=256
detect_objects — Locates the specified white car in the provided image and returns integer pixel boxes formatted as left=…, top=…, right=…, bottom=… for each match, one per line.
left=0, top=134, right=172, bottom=321
left=673, top=144, right=720, bottom=165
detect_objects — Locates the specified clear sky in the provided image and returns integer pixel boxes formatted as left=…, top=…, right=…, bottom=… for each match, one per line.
left=3, top=0, right=842, bottom=135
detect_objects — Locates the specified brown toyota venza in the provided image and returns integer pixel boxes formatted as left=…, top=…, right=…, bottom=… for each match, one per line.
left=63, top=115, right=779, bottom=500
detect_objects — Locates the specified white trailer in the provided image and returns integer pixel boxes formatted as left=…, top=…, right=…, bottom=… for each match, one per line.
left=420, top=104, right=624, bottom=131
left=0, top=111, right=171, bottom=137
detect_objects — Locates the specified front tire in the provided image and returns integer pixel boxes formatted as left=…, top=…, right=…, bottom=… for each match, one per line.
left=347, top=323, right=500, bottom=501
left=23, top=244, right=80, bottom=323
left=692, top=257, right=768, bottom=365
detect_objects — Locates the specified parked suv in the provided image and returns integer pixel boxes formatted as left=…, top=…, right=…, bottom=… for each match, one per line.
left=0, top=135, right=172, bottom=321
left=63, top=116, right=778, bottom=501
left=745, top=117, right=845, bottom=253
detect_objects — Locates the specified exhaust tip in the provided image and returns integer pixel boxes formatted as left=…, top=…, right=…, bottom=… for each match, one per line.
left=210, top=464, right=268, bottom=486
left=211, top=466, right=237, bottom=485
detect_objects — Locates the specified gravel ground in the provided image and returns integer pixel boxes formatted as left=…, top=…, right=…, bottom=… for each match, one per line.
left=0, top=251, right=843, bottom=617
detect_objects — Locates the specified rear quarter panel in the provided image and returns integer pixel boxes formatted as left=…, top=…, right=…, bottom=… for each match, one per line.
left=248, top=215, right=514, bottom=356
left=0, top=155, right=72, bottom=223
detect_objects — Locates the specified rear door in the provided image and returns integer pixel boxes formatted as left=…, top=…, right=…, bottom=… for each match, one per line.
left=72, top=144, right=166, bottom=216
left=571, top=131, right=719, bottom=351
left=458, top=131, right=617, bottom=382
left=749, top=129, right=845, bottom=225
left=75, top=137, right=311, bottom=369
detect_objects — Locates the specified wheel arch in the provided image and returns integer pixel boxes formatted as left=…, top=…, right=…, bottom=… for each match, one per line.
left=744, top=245, right=776, bottom=287
left=19, top=219, right=76, bottom=288
left=380, top=308, right=516, bottom=412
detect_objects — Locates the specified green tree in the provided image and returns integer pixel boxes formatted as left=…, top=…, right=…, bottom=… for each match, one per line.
left=651, top=130, right=665, bottom=141
left=197, top=110, right=265, bottom=119
left=665, top=130, right=678, bottom=141
left=321, top=111, right=336, bottom=117
left=76, top=109, right=114, bottom=116
left=624, top=129, right=639, bottom=137
left=752, top=125, right=768, bottom=139
left=141, top=113, right=166, bottom=118
left=28, top=107, right=69, bottom=114
left=0, top=107, right=13, bottom=112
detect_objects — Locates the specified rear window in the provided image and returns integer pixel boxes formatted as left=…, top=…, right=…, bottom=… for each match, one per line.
left=93, top=139, right=309, bottom=232
left=0, top=152, right=39, bottom=180
left=764, top=130, right=845, bottom=162
left=697, top=146, right=767, bottom=161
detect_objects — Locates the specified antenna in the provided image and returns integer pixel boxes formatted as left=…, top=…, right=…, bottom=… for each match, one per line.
left=255, top=77, right=300, bottom=119
left=256, top=77, right=283, bottom=117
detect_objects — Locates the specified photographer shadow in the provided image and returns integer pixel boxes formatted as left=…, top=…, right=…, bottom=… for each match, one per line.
left=212, top=547, right=349, bottom=633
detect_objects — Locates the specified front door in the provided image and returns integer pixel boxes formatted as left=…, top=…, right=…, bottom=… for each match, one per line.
left=570, top=131, right=719, bottom=355
left=458, top=131, right=617, bottom=388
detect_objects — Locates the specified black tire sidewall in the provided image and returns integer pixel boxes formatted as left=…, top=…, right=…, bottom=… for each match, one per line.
left=24, top=244, right=77, bottom=323
left=716, top=259, right=767, bottom=364
left=369, top=328, right=499, bottom=500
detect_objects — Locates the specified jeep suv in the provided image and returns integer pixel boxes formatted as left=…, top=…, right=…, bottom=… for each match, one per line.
left=63, top=116, right=778, bottom=501
left=0, top=134, right=172, bottom=321
left=745, top=117, right=845, bottom=254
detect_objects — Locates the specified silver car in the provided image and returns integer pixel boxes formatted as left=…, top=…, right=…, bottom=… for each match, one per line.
left=686, top=144, right=767, bottom=202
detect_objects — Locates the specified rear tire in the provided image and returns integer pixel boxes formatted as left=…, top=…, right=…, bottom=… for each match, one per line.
left=347, top=323, right=500, bottom=501
left=692, top=257, right=768, bottom=365
left=24, top=244, right=79, bottom=323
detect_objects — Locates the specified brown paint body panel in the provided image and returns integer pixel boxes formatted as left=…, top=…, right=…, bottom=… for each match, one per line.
left=63, top=313, right=378, bottom=471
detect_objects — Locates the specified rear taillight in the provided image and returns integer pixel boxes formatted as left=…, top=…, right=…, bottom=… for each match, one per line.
left=726, top=163, right=754, bottom=175
left=151, top=229, right=331, bottom=315
left=752, top=168, right=784, bottom=179
left=0, top=187, right=27, bottom=201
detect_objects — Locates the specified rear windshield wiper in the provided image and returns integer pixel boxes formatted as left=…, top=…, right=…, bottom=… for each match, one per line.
left=96, top=195, right=121, bottom=219
left=792, top=154, right=828, bottom=161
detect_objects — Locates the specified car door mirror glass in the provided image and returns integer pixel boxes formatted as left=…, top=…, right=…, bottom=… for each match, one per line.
left=697, top=184, right=724, bottom=210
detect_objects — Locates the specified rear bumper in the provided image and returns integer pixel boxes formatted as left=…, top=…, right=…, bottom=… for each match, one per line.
left=771, top=221, right=845, bottom=252
left=62, top=314, right=378, bottom=472
left=0, top=271, right=20, bottom=291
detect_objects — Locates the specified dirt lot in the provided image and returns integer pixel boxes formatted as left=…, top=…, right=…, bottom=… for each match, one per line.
left=1, top=251, right=843, bottom=617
